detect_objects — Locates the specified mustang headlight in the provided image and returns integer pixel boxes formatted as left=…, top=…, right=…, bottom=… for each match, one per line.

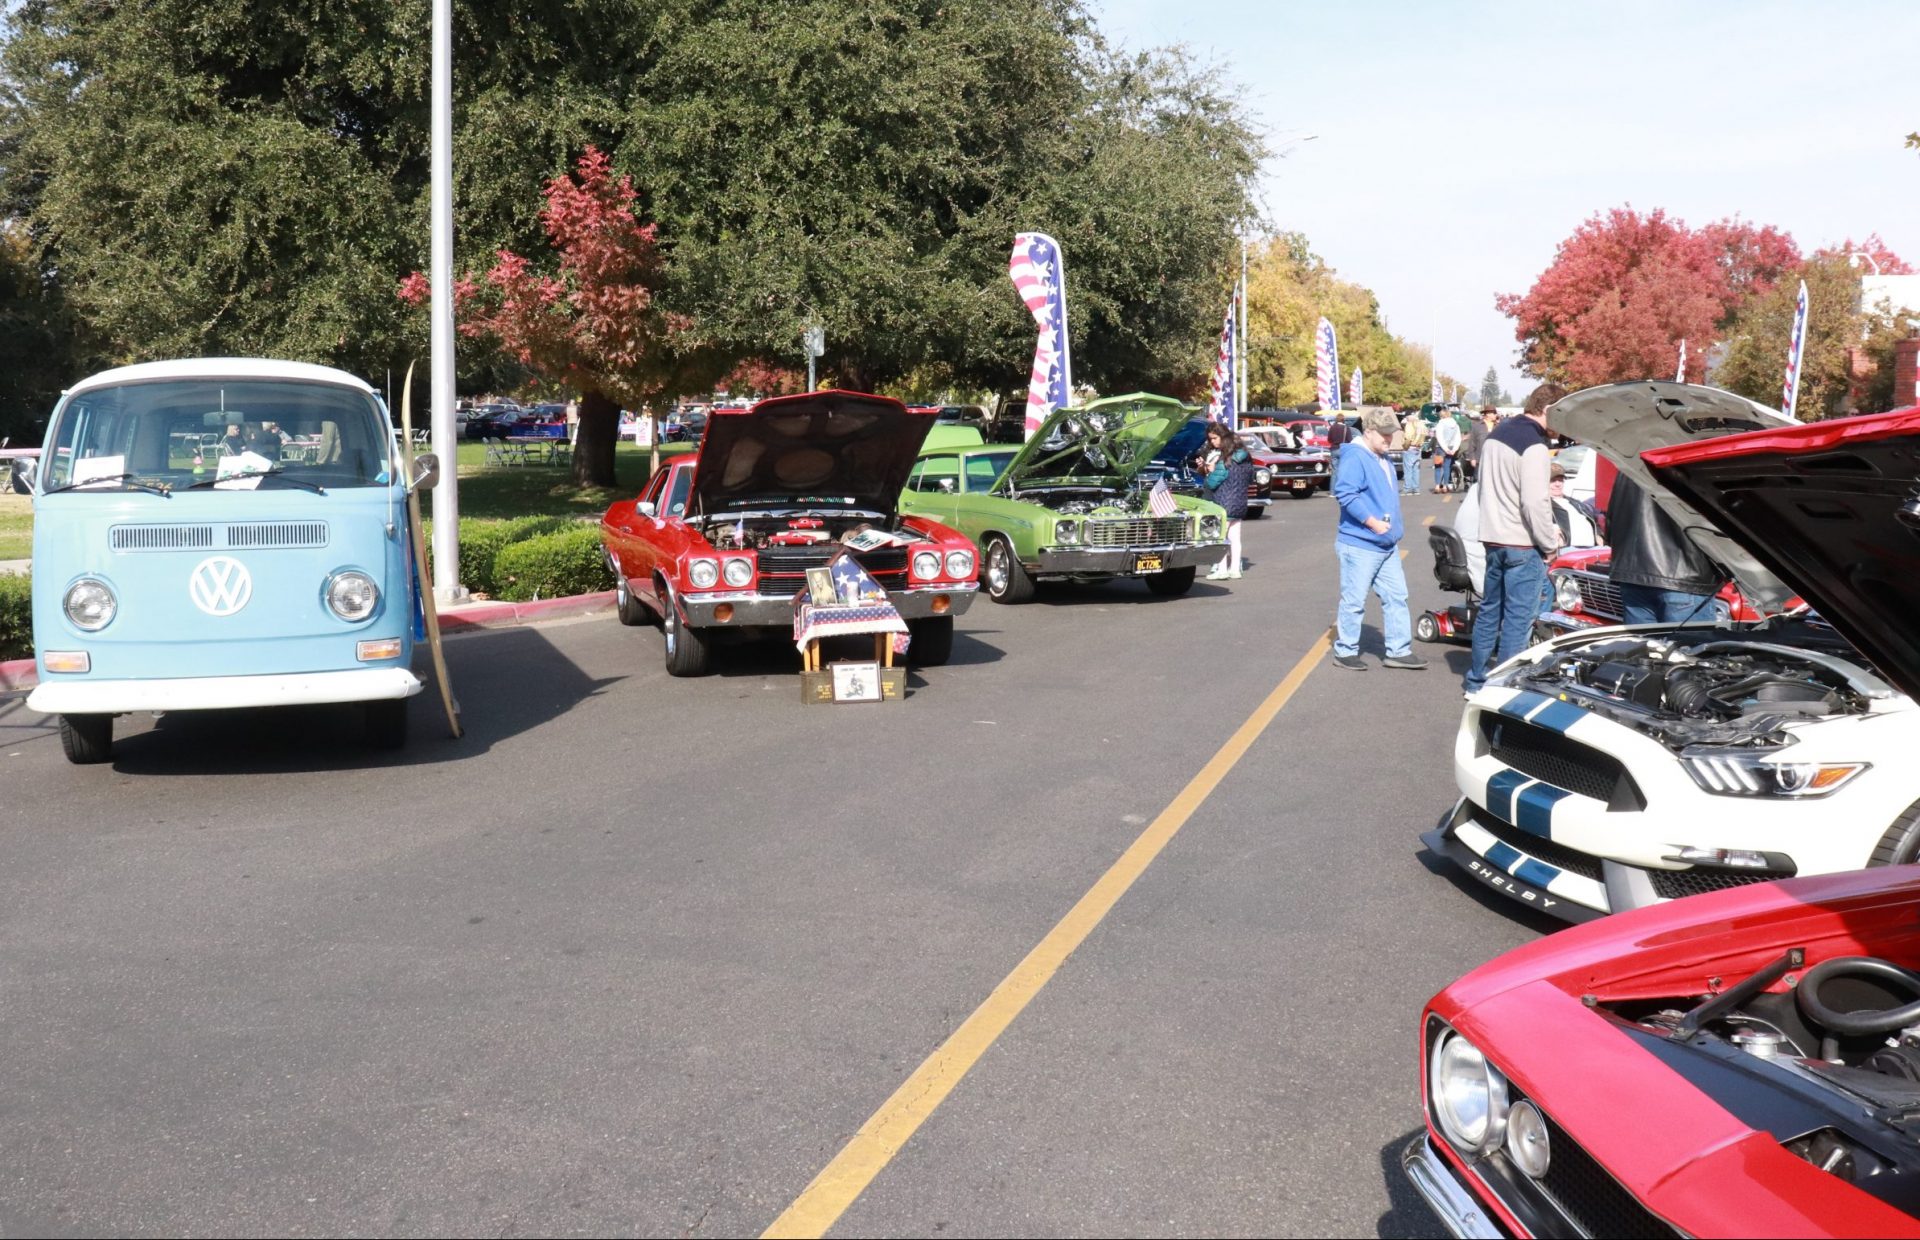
left=944, top=550, right=973, bottom=578
left=64, top=578, right=117, bottom=631
left=326, top=571, right=379, bottom=621
left=1682, top=753, right=1867, bottom=798
left=1553, top=574, right=1582, bottom=613
left=688, top=558, right=720, bottom=589
left=722, top=557, right=753, bottom=588
left=1505, top=1100, right=1551, bottom=1179
left=1199, top=514, right=1222, bottom=538
left=1053, top=519, right=1080, bottom=545
left=912, top=550, right=942, bottom=579
left=1254, top=467, right=1271, bottom=486
left=1314, top=461, right=1326, bottom=473
left=1428, top=1028, right=1508, bottom=1155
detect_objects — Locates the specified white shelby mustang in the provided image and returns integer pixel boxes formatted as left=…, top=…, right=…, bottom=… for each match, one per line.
left=1424, top=382, right=1920, bottom=922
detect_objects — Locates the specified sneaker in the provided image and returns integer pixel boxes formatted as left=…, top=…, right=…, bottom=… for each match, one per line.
left=1226, top=569, right=1243, bottom=579
left=1331, top=654, right=1369, bottom=671
left=1205, top=568, right=1230, bottom=581
left=1382, top=653, right=1428, bottom=670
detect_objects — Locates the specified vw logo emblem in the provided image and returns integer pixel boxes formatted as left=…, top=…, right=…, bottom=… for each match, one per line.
left=189, top=556, right=253, bottom=616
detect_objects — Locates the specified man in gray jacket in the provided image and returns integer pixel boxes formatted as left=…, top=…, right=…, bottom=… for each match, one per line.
left=1464, top=385, right=1565, bottom=693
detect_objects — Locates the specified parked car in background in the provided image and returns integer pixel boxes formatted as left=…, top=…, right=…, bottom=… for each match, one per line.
left=1239, top=424, right=1331, bottom=499
left=899, top=393, right=1229, bottom=603
left=1424, top=383, right=1918, bottom=924
left=1139, top=416, right=1272, bottom=517
left=1285, top=418, right=1333, bottom=451
left=599, top=391, right=979, bottom=676
left=1406, top=867, right=1920, bottom=1238
left=662, top=409, right=709, bottom=443
left=1538, top=544, right=1785, bottom=640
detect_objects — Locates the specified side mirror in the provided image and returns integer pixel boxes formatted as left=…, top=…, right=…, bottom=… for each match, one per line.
left=636, top=500, right=657, bottom=518
left=409, top=452, right=440, bottom=492
left=11, top=457, right=38, bottom=495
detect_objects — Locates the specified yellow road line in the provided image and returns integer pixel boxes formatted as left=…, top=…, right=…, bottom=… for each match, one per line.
left=1422, top=514, right=1436, bottom=526
left=761, top=631, right=1335, bottom=1239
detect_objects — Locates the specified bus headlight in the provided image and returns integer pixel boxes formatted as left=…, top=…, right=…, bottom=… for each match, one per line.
left=326, top=571, right=379, bottom=621
left=64, top=579, right=117, bottom=631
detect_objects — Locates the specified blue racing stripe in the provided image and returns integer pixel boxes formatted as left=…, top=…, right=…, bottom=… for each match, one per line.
left=1484, top=769, right=1531, bottom=823
left=1498, top=691, right=1553, bottom=721
left=1484, top=840, right=1523, bottom=870
left=1525, top=699, right=1588, bottom=734
left=1514, top=783, right=1572, bottom=837
left=1514, top=857, right=1562, bottom=890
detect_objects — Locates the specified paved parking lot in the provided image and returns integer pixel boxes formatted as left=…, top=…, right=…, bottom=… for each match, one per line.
left=0, top=488, right=1560, bottom=1237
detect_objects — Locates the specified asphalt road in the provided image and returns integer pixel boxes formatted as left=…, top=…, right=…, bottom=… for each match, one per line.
left=0, top=485, right=1562, bottom=1238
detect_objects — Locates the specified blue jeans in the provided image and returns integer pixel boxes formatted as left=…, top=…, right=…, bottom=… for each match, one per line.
left=1335, top=541, right=1412, bottom=658
left=1401, top=448, right=1421, bottom=493
left=1466, top=545, right=1547, bottom=691
left=1618, top=584, right=1717, bottom=626
left=1435, top=455, right=1452, bottom=490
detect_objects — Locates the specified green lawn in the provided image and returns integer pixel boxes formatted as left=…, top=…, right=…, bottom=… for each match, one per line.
left=0, top=495, right=30, bottom=560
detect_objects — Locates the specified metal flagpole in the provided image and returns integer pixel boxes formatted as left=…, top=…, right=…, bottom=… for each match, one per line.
left=1235, top=240, right=1247, bottom=423
left=428, top=0, right=465, bottom=601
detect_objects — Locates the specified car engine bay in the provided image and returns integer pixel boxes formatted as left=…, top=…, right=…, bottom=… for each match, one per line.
left=696, top=512, right=915, bottom=551
left=1007, top=486, right=1164, bottom=516
left=1505, top=624, right=1875, bottom=750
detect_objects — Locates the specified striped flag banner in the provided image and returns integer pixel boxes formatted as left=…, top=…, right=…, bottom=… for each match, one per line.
left=1430, top=369, right=1441, bottom=403
left=1348, top=367, right=1362, bottom=407
left=1675, top=339, right=1687, bottom=383
left=1009, top=232, right=1073, bottom=438
left=1782, top=280, right=1809, bottom=419
left=1315, top=317, right=1340, bottom=411
left=1205, top=295, right=1236, bottom=428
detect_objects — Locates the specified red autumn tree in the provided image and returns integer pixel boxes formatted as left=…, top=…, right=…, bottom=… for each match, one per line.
left=1497, top=208, right=1802, bottom=386
left=401, top=147, right=723, bottom=485
left=1811, top=233, right=1915, bottom=275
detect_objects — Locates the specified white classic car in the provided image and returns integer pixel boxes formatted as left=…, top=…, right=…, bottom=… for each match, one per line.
left=1424, top=382, right=1920, bottom=921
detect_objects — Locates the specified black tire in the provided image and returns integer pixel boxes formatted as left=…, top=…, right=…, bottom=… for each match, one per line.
left=1290, top=487, right=1312, bottom=500
left=613, top=567, right=647, bottom=626
left=58, top=713, right=113, bottom=764
left=1415, top=612, right=1441, bottom=644
left=662, top=598, right=712, bottom=676
left=1869, top=801, right=1920, bottom=866
left=1248, top=504, right=1266, bottom=520
left=364, top=697, right=409, bottom=750
left=1145, top=566, right=1197, bottom=597
left=907, top=615, right=954, bottom=666
left=983, top=535, right=1035, bottom=604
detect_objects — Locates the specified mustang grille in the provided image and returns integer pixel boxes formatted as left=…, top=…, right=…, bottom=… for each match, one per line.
left=1467, top=803, right=1603, bottom=881
left=1086, top=516, right=1189, bottom=547
left=1479, top=713, right=1644, bottom=810
left=227, top=522, right=329, bottom=549
left=1567, top=571, right=1621, bottom=620
left=1532, top=1107, right=1679, bottom=1238
left=1646, top=866, right=1775, bottom=899
left=753, top=545, right=908, bottom=590
left=110, top=524, right=216, bottom=552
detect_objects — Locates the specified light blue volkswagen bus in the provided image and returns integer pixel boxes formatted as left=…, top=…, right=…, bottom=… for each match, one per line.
left=26, top=359, right=434, bottom=763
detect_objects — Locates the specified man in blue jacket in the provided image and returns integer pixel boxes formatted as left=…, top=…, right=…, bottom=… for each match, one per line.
left=1332, top=408, right=1426, bottom=671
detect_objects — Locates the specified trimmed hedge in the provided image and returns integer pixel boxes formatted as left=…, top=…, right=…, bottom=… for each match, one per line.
left=492, top=524, right=614, bottom=602
left=0, top=573, right=29, bottom=661
left=453, top=514, right=576, bottom=597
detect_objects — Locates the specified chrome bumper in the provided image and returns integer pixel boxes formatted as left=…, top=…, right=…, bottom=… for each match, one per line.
left=1400, top=1135, right=1507, bottom=1239
left=680, top=583, right=978, bottom=628
left=26, top=667, right=423, bottom=715
left=1031, top=542, right=1227, bottom=576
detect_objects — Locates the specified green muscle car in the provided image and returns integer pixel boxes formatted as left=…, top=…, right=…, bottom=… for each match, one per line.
left=898, top=393, right=1229, bottom=603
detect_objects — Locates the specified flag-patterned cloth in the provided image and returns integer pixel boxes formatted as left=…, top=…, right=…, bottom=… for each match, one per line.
left=1205, top=297, right=1236, bottom=427
left=793, top=555, right=909, bottom=653
left=1348, top=367, right=1362, bottom=408
left=1675, top=339, right=1687, bottom=384
left=1430, top=371, right=1441, bottom=403
left=1147, top=476, right=1178, bottom=518
left=1782, top=280, right=1809, bottom=419
left=1315, top=317, right=1340, bottom=411
left=1009, top=232, right=1072, bottom=439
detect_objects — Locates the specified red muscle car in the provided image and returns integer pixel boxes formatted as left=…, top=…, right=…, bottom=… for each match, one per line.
left=600, top=391, right=980, bottom=676
left=1406, top=868, right=1920, bottom=1238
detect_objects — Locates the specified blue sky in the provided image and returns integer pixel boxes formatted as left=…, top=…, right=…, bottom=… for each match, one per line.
left=1093, top=0, right=1920, bottom=397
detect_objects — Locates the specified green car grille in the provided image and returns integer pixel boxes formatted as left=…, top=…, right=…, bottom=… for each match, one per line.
left=1086, top=516, right=1189, bottom=547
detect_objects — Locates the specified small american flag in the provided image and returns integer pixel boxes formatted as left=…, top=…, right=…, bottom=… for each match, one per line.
left=1147, top=476, right=1178, bottom=518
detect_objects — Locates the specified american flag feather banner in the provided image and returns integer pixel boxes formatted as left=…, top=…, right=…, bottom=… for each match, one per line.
left=1315, top=317, right=1340, bottom=411
left=1348, top=367, right=1362, bottom=408
left=1206, top=297, right=1237, bottom=427
left=1009, top=232, right=1073, bottom=439
left=1676, top=339, right=1687, bottom=384
left=1782, top=281, right=1809, bottom=419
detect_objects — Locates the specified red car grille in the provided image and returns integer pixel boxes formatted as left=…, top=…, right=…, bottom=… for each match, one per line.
left=753, top=545, right=910, bottom=591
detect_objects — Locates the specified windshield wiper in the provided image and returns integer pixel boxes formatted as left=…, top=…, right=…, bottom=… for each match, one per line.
left=187, top=467, right=327, bottom=494
left=42, top=474, right=172, bottom=497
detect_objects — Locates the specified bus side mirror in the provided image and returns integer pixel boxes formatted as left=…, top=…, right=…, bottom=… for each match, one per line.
left=409, top=452, right=439, bottom=492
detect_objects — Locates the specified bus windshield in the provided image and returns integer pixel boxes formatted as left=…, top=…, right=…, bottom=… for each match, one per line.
left=41, top=379, right=390, bottom=493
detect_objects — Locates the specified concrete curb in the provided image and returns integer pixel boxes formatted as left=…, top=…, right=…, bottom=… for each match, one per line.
left=0, top=590, right=619, bottom=693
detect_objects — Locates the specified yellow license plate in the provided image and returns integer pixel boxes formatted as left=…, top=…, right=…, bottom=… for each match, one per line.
left=1134, top=554, right=1163, bottom=573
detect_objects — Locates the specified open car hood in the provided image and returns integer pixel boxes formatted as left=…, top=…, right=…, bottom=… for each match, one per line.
left=1643, top=406, right=1920, bottom=702
left=1000, top=393, right=1193, bottom=491
left=1549, top=382, right=1796, bottom=609
left=692, top=390, right=933, bottom=515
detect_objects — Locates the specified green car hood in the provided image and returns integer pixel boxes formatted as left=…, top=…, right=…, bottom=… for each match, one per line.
left=998, top=393, right=1194, bottom=491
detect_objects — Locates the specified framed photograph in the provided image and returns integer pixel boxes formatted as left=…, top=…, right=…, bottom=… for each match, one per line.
left=805, top=566, right=838, bottom=607
left=831, top=661, right=882, bottom=702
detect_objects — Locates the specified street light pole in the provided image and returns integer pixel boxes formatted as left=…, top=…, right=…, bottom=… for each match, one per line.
left=428, top=0, right=466, bottom=602
left=1236, top=239, right=1247, bottom=422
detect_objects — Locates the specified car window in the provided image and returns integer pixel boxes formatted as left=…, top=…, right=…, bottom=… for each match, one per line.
left=964, top=451, right=1015, bottom=492
left=911, top=455, right=960, bottom=493
left=641, top=467, right=669, bottom=506
left=666, top=465, right=692, bottom=515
